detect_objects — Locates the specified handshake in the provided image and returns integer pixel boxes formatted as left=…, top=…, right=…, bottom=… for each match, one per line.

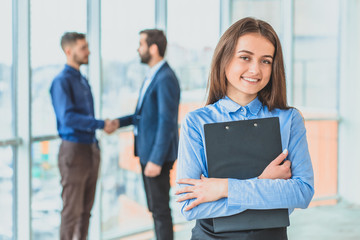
left=104, top=119, right=120, bottom=134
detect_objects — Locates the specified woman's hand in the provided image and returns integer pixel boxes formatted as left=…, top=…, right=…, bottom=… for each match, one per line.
left=258, top=149, right=292, bottom=180
left=176, top=175, right=228, bottom=211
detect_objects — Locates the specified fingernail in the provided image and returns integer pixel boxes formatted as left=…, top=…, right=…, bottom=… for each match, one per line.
left=283, top=149, right=288, bottom=154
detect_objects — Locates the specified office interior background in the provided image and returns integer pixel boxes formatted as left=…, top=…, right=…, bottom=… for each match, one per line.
left=1, top=0, right=360, bottom=239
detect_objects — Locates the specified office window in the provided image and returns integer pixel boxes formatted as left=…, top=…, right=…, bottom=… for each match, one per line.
left=30, top=0, right=87, bottom=136
left=293, top=0, right=340, bottom=205
left=0, top=147, right=13, bottom=239
left=293, top=0, right=340, bottom=110
left=231, top=0, right=283, bottom=35
left=101, top=0, right=155, bottom=237
left=0, top=1, right=14, bottom=239
left=31, top=140, right=62, bottom=239
left=0, top=0, right=13, bottom=140
left=101, top=0, right=155, bottom=119
left=167, top=0, right=220, bottom=121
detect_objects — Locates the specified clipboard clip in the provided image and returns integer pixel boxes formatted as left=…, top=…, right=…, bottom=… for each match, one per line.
left=225, top=123, right=258, bottom=129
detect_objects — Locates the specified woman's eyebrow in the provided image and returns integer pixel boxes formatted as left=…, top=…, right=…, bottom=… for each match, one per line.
left=237, top=50, right=273, bottom=59
left=237, top=50, right=253, bottom=55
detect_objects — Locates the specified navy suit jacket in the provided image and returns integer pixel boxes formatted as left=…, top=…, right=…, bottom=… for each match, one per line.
left=118, top=62, right=180, bottom=166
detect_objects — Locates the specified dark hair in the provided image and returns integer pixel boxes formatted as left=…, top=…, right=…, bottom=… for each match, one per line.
left=60, top=32, right=86, bottom=51
left=139, top=29, right=167, bottom=57
left=206, top=17, right=289, bottom=111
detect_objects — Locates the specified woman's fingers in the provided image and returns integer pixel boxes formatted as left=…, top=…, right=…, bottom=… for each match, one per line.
left=177, top=178, right=200, bottom=185
left=282, top=160, right=291, bottom=168
left=175, top=178, right=202, bottom=195
left=185, top=199, right=202, bottom=211
left=271, top=149, right=288, bottom=166
left=175, top=186, right=194, bottom=195
left=177, top=192, right=197, bottom=202
left=176, top=176, right=228, bottom=209
left=258, top=149, right=292, bottom=179
left=282, top=160, right=292, bottom=179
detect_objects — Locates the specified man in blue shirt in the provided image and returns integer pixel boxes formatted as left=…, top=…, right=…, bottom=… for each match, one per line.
left=115, top=29, right=180, bottom=240
left=50, top=32, right=116, bottom=240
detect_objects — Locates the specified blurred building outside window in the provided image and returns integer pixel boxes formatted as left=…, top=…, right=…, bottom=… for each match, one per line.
left=0, top=0, right=14, bottom=239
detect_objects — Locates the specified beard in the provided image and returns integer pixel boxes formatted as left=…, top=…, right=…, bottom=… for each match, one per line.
left=73, top=53, right=89, bottom=65
left=140, top=50, right=151, bottom=64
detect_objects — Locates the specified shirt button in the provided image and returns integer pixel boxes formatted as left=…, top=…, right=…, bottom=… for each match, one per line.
left=240, top=108, right=244, bottom=112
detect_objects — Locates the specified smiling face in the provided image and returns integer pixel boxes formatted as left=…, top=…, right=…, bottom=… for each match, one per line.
left=225, top=32, right=275, bottom=106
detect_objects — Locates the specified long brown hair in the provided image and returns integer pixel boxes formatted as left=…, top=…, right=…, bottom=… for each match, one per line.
left=206, top=17, right=289, bottom=111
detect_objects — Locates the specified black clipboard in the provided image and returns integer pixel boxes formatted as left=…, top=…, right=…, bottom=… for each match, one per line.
left=204, top=117, right=290, bottom=232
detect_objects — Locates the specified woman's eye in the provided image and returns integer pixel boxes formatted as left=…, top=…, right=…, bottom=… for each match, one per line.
left=240, top=56, right=249, bottom=61
left=262, top=59, right=272, bottom=64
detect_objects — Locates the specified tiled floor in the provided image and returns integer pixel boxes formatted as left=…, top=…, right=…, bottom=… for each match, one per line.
left=288, top=201, right=360, bottom=240
left=120, top=201, right=360, bottom=240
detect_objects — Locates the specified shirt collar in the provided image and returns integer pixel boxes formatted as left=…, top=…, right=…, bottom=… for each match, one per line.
left=218, top=96, right=262, bottom=116
left=146, top=59, right=166, bottom=80
left=64, top=64, right=81, bottom=77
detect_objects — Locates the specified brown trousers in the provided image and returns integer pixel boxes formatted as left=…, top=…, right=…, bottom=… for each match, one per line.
left=58, top=140, right=100, bottom=240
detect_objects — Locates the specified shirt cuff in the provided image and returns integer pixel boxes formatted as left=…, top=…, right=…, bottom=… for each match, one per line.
left=148, top=158, right=164, bottom=166
left=96, top=120, right=105, bottom=129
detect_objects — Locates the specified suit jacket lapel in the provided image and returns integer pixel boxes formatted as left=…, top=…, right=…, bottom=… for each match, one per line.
left=136, top=62, right=168, bottom=114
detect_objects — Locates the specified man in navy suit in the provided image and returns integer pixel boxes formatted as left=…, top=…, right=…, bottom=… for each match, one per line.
left=114, top=29, right=180, bottom=240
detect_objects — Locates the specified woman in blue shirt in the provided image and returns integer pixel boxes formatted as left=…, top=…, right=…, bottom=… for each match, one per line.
left=176, top=17, right=314, bottom=239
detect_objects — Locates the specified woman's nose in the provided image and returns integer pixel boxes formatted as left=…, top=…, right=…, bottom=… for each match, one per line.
left=248, top=61, right=260, bottom=74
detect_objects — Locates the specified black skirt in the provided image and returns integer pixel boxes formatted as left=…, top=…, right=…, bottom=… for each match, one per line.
left=191, top=219, right=288, bottom=240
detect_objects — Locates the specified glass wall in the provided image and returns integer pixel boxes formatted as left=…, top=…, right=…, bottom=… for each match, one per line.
left=100, top=0, right=155, bottom=237
left=30, top=0, right=87, bottom=136
left=101, top=0, right=155, bottom=119
left=30, top=0, right=87, bottom=238
left=167, top=0, right=220, bottom=120
left=31, top=140, right=62, bottom=239
left=293, top=0, right=340, bottom=203
left=0, top=147, right=14, bottom=240
left=293, top=0, right=340, bottom=110
left=0, top=1, right=13, bottom=239
left=0, top=0, right=13, bottom=139
left=231, top=0, right=283, bottom=34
